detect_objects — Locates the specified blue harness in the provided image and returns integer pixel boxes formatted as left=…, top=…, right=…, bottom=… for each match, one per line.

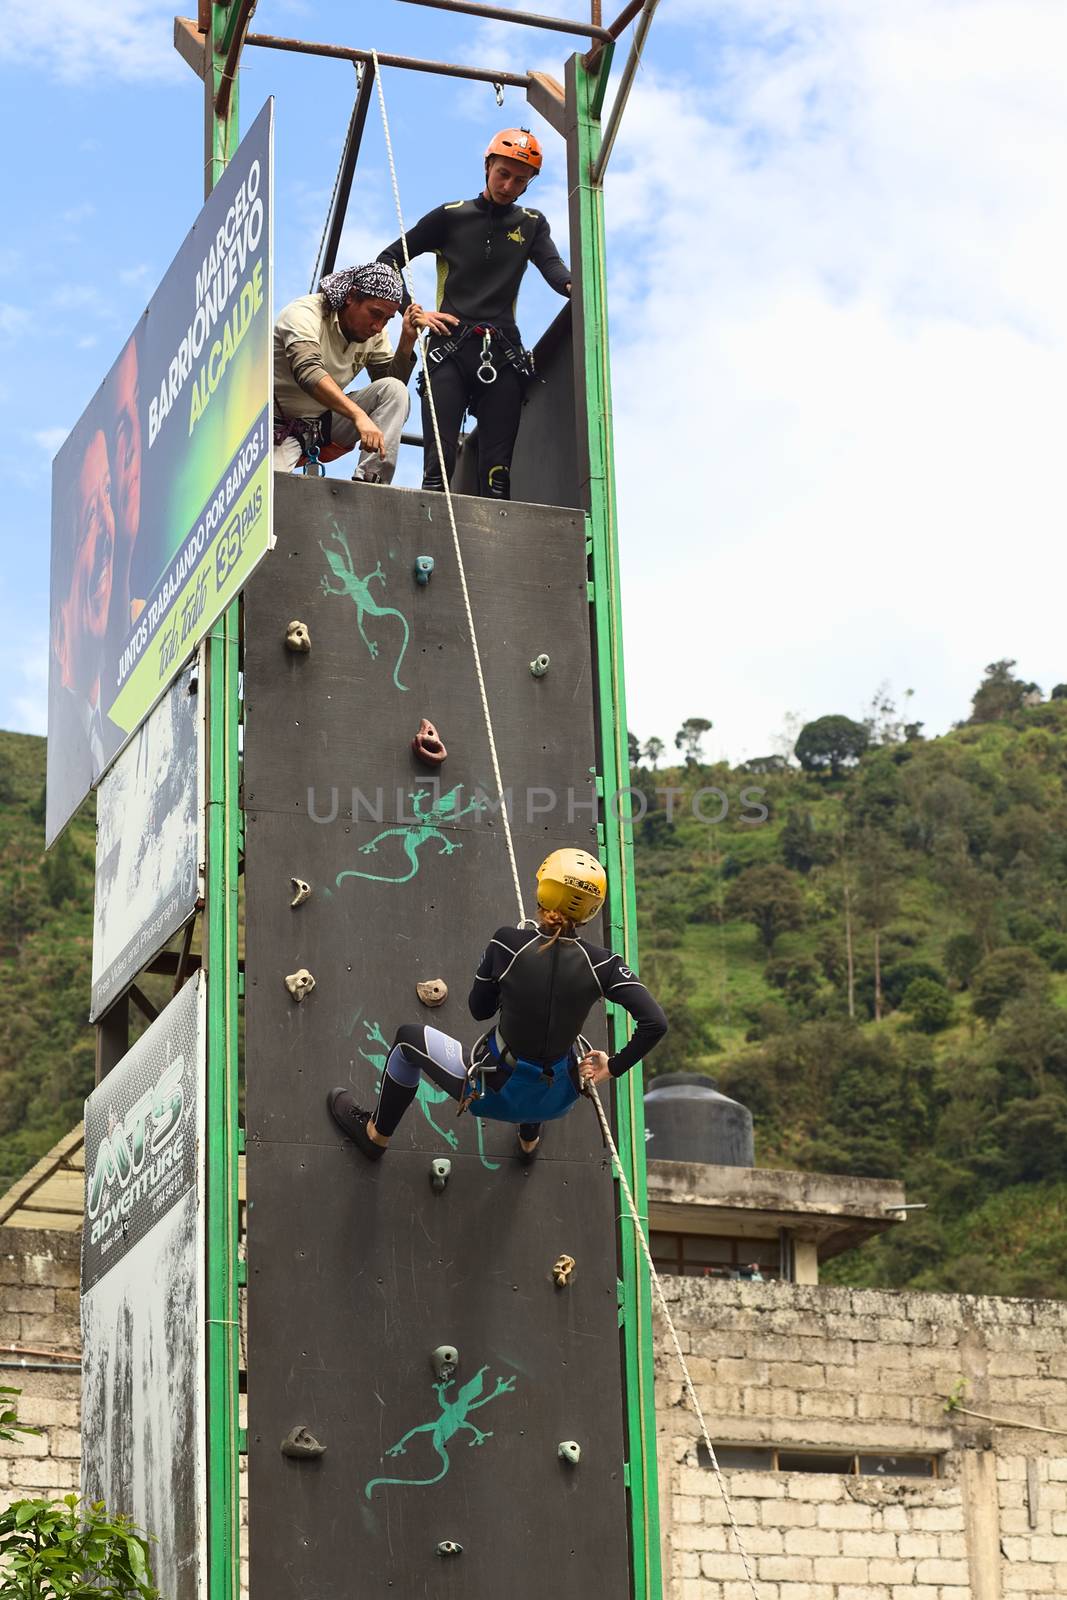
left=467, top=1032, right=581, bottom=1125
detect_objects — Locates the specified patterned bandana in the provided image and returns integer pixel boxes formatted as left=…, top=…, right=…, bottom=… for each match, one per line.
left=318, top=262, right=403, bottom=310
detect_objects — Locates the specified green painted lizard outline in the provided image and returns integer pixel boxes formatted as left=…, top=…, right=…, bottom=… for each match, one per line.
left=365, top=1367, right=516, bottom=1497
left=318, top=520, right=410, bottom=690
left=336, top=786, right=487, bottom=887
left=359, top=1020, right=499, bottom=1171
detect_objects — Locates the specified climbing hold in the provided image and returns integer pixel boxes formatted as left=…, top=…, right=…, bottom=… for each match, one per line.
left=284, top=969, right=316, bottom=1003
left=285, top=620, right=311, bottom=653
left=530, top=653, right=550, bottom=678
left=414, top=555, right=435, bottom=585
left=430, top=1157, right=452, bottom=1194
left=281, top=1426, right=326, bottom=1459
left=436, top=1541, right=463, bottom=1558
left=552, top=1254, right=576, bottom=1289
left=412, top=719, right=447, bottom=766
left=290, top=878, right=312, bottom=908
left=430, top=1344, right=459, bottom=1380
left=416, top=978, right=448, bottom=1007
left=558, top=1440, right=582, bottom=1466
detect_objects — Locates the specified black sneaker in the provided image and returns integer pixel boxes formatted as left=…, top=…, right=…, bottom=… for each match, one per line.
left=516, top=1132, right=541, bottom=1166
left=327, top=1089, right=385, bottom=1161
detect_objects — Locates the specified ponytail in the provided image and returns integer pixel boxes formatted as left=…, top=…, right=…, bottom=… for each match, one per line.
left=537, top=908, right=578, bottom=950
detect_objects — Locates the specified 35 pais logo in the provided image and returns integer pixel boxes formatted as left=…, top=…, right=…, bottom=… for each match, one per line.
left=87, top=1053, right=186, bottom=1244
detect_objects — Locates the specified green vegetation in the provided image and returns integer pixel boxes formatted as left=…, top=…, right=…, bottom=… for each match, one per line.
left=3, top=656, right=1067, bottom=1299
left=632, top=674, right=1067, bottom=1298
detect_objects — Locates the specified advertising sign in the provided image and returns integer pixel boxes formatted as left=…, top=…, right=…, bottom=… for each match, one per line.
left=81, top=973, right=206, bottom=1600
left=47, top=98, right=274, bottom=845
left=91, top=664, right=201, bottom=1021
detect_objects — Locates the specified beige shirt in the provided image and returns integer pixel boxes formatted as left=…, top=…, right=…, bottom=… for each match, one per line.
left=273, top=294, right=412, bottom=421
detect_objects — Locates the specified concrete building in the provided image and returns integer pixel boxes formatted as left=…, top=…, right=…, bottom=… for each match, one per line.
left=2, top=1128, right=1066, bottom=1598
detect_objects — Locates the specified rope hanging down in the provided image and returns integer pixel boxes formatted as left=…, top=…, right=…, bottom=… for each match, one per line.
left=585, top=1082, right=760, bottom=1600
left=370, top=52, right=527, bottom=929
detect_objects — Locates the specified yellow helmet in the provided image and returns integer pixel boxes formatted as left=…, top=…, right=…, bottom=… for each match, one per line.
left=535, top=848, right=606, bottom=926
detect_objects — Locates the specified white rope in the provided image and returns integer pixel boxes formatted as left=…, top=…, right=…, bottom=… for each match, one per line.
left=585, top=1081, right=761, bottom=1600
left=371, top=51, right=527, bottom=928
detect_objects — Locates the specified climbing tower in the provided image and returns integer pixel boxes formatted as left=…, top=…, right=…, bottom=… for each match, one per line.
left=185, top=5, right=662, bottom=1595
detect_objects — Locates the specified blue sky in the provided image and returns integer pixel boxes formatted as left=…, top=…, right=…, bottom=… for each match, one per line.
left=2, top=0, right=1065, bottom=765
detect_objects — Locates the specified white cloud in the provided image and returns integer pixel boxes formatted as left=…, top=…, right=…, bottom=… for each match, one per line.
left=0, top=1, right=181, bottom=81
left=595, top=1, right=1067, bottom=759
left=119, top=263, right=152, bottom=287
left=0, top=304, right=28, bottom=339
left=32, top=428, right=70, bottom=455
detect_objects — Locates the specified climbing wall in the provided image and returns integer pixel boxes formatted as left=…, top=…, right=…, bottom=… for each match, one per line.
left=244, top=472, right=633, bottom=1598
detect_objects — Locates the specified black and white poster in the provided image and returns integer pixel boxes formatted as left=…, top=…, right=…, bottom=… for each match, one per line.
left=81, top=974, right=206, bottom=1600
left=91, top=665, right=201, bottom=1021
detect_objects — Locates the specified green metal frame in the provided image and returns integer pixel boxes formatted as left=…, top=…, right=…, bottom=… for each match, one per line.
left=204, top=10, right=243, bottom=1600
left=569, top=50, right=664, bottom=1600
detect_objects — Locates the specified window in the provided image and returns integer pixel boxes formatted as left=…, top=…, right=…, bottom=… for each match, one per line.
left=697, top=1442, right=940, bottom=1479
left=650, top=1231, right=780, bottom=1281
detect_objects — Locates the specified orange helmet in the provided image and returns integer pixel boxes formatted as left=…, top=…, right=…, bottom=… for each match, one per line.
left=485, top=128, right=543, bottom=175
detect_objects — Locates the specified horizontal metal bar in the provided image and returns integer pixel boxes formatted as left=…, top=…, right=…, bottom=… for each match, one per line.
left=401, top=431, right=425, bottom=447
left=245, top=32, right=531, bottom=88
left=0, top=1343, right=80, bottom=1363
left=396, top=0, right=611, bottom=43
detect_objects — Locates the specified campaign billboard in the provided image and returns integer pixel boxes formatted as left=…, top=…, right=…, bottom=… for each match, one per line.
left=81, top=973, right=206, bottom=1600
left=47, top=97, right=274, bottom=846
left=91, top=664, right=201, bottom=1021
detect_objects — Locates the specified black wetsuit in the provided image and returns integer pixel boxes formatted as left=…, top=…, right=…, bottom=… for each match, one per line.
left=378, top=197, right=571, bottom=498
left=372, top=927, right=668, bottom=1143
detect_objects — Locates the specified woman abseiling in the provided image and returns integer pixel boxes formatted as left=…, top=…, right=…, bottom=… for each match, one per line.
left=327, top=848, right=668, bottom=1163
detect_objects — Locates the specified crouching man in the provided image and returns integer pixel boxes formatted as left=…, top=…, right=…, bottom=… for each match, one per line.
left=272, top=262, right=450, bottom=482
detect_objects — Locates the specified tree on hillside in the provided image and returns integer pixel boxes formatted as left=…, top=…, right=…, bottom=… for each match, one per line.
left=628, top=730, right=641, bottom=767
left=856, top=828, right=901, bottom=1022
left=862, top=682, right=918, bottom=747
left=780, top=810, right=828, bottom=874
left=970, top=946, right=1050, bottom=1025
left=901, top=977, right=954, bottom=1034
left=725, top=863, right=805, bottom=953
left=969, top=659, right=1039, bottom=723
left=1051, top=684, right=1067, bottom=701
left=643, top=736, right=665, bottom=769
left=674, top=717, right=713, bottom=766
left=795, top=715, right=868, bottom=777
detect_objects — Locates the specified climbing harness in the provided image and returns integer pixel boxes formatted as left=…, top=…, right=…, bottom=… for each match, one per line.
left=372, top=50, right=526, bottom=927
left=584, top=1080, right=760, bottom=1600
left=422, top=321, right=535, bottom=388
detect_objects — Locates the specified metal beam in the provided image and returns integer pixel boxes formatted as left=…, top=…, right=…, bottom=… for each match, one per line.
left=174, top=15, right=207, bottom=79
left=314, top=62, right=376, bottom=288
left=526, top=69, right=566, bottom=137
left=590, top=0, right=660, bottom=185
left=213, top=0, right=257, bottom=118
left=395, top=0, right=611, bottom=42
left=245, top=30, right=530, bottom=88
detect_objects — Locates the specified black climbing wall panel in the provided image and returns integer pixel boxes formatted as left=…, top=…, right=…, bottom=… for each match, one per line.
left=244, top=473, right=632, bottom=1599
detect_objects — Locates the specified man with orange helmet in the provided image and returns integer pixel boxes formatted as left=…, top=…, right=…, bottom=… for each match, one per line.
left=376, top=127, right=571, bottom=500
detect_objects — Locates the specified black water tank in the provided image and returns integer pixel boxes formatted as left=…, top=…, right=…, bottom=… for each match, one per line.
left=644, top=1073, right=754, bottom=1167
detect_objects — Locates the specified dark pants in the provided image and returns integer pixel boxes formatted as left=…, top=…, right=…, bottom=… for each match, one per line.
left=420, top=336, right=525, bottom=499
left=373, top=1023, right=542, bottom=1144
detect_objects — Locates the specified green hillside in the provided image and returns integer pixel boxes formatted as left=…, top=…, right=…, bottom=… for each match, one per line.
left=3, top=661, right=1067, bottom=1297
left=632, top=679, right=1067, bottom=1298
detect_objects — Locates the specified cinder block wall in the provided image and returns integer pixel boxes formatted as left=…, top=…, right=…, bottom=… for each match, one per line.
left=657, top=1277, right=1067, bottom=1600
left=0, top=1228, right=81, bottom=1506
left=5, top=1226, right=1067, bottom=1600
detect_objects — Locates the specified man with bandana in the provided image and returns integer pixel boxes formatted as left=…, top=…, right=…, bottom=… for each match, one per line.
left=272, top=262, right=452, bottom=482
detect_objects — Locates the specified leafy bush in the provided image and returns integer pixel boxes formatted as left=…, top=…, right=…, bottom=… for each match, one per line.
left=944, top=932, right=983, bottom=988
left=0, top=1495, right=159, bottom=1600
left=970, top=946, right=1050, bottom=1024
left=901, top=977, right=954, bottom=1034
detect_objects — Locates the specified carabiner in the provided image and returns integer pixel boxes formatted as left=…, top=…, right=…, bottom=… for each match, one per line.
left=476, top=330, right=497, bottom=385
